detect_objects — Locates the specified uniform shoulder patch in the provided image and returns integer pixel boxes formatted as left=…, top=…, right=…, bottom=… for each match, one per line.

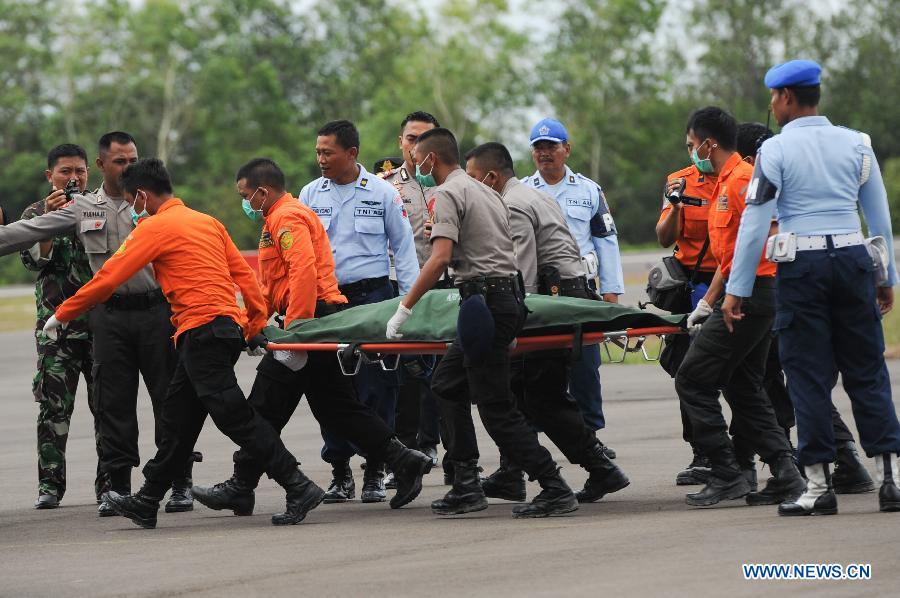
left=279, top=230, right=294, bottom=251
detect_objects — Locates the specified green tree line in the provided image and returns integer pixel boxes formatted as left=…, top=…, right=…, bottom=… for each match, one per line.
left=1, top=0, right=897, bottom=283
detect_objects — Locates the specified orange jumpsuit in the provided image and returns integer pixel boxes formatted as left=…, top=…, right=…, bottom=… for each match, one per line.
left=658, top=165, right=719, bottom=272
left=258, top=193, right=346, bottom=327
left=56, top=198, right=268, bottom=342
left=707, top=153, right=776, bottom=280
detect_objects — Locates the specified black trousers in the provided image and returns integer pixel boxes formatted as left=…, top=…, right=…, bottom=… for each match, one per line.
left=395, top=356, right=442, bottom=450
left=142, top=317, right=296, bottom=495
left=90, top=300, right=178, bottom=484
left=675, top=279, right=791, bottom=476
left=510, top=351, right=596, bottom=465
left=232, top=350, right=395, bottom=485
left=431, top=291, right=557, bottom=480
left=680, top=335, right=856, bottom=451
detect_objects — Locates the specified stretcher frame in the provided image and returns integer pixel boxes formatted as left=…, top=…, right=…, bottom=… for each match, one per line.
left=267, top=326, right=683, bottom=376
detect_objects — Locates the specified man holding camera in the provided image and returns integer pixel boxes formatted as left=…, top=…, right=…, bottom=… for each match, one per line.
left=655, top=141, right=720, bottom=487
left=0, top=132, right=195, bottom=515
left=22, top=144, right=102, bottom=509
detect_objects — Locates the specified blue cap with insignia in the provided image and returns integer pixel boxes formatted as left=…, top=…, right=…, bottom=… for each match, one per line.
left=764, top=59, right=822, bottom=88
left=530, top=118, right=568, bottom=145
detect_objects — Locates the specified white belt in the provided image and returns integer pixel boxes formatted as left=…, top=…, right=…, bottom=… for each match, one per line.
left=796, top=231, right=864, bottom=251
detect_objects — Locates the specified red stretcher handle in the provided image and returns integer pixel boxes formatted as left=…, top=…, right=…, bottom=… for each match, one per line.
left=266, top=326, right=683, bottom=356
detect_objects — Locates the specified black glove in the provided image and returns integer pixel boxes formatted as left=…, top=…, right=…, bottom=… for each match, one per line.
left=246, top=333, right=268, bottom=356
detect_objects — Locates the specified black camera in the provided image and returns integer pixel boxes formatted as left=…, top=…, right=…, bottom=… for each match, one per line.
left=666, top=177, right=686, bottom=205
left=63, top=179, right=80, bottom=201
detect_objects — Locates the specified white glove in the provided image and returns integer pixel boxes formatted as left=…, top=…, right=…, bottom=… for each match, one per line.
left=386, top=304, right=412, bottom=339
left=686, top=299, right=713, bottom=331
left=245, top=346, right=266, bottom=357
left=42, top=315, right=67, bottom=340
left=274, top=350, right=308, bottom=371
left=581, top=251, right=599, bottom=277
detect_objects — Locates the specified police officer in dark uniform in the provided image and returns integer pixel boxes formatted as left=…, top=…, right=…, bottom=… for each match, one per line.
left=725, top=60, right=900, bottom=515
left=378, top=112, right=445, bottom=481
left=0, top=132, right=195, bottom=515
left=386, top=128, right=578, bottom=518
left=464, top=142, right=630, bottom=504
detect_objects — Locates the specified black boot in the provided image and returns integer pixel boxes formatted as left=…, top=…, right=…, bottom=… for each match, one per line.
left=746, top=454, right=806, bottom=505
left=833, top=441, right=875, bottom=494
left=512, top=468, right=578, bottom=518
left=481, top=455, right=526, bottom=502
left=432, top=459, right=488, bottom=515
left=876, top=453, right=900, bottom=512
left=675, top=448, right=711, bottom=486
left=361, top=460, right=387, bottom=503
left=165, top=451, right=202, bottom=513
left=192, top=475, right=255, bottom=516
left=383, top=438, right=432, bottom=509
left=442, top=460, right=454, bottom=486
left=323, top=462, right=355, bottom=503
left=685, top=450, right=750, bottom=507
left=99, top=468, right=132, bottom=517
left=272, top=467, right=326, bottom=525
left=743, top=466, right=758, bottom=493
left=576, top=441, right=630, bottom=503
left=779, top=463, right=838, bottom=516
left=103, top=489, right=161, bottom=529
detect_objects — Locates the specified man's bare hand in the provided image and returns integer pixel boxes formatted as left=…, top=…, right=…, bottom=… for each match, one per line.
left=601, top=293, right=619, bottom=303
left=721, top=294, right=743, bottom=333
left=44, top=188, right=68, bottom=212
left=877, top=286, right=894, bottom=316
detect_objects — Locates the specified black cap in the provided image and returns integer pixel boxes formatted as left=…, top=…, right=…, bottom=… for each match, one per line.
left=374, top=157, right=404, bottom=174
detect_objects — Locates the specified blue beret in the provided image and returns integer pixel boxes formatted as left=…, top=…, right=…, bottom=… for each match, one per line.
left=457, top=294, right=494, bottom=364
left=530, top=118, right=568, bottom=145
left=764, top=60, right=822, bottom=88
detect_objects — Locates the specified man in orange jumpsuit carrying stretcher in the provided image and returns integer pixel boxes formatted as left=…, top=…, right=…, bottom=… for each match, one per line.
left=43, top=158, right=324, bottom=528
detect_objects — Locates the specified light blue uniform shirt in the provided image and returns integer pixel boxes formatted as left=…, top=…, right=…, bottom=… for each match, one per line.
left=299, top=164, right=420, bottom=294
left=524, top=166, right=625, bottom=294
left=728, top=116, right=897, bottom=297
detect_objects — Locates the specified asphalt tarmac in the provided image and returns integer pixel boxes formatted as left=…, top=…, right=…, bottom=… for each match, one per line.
left=1, top=326, right=898, bottom=597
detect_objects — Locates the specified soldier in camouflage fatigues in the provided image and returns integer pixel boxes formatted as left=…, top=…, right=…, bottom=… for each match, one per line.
left=21, top=199, right=104, bottom=504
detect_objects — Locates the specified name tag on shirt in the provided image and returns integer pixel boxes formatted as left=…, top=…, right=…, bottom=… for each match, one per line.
left=312, top=206, right=332, bottom=217
left=80, top=219, right=106, bottom=233
left=355, top=206, right=384, bottom=218
left=566, top=198, right=592, bottom=208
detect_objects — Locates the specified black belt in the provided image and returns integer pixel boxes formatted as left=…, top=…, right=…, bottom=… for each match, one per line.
left=559, top=276, right=588, bottom=293
left=458, top=276, right=520, bottom=300
left=103, top=288, right=166, bottom=311
left=339, top=276, right=390, bottom=298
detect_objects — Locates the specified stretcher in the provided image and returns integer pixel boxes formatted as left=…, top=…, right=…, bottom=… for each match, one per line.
left=264, top=289, right=685, bottom=375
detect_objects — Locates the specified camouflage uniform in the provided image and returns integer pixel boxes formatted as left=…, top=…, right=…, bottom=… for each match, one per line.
left=21, top=200, right=104, bottom=501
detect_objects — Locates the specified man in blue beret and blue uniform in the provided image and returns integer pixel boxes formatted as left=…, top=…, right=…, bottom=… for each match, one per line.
left=300, top=119, right=420, bottom=504
left=524, top=118, right=624, bottom=456
left=723, top=59, right=900, bottom=516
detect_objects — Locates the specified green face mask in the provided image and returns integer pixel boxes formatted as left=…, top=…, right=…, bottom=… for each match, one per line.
left=415, top=154, right=437, bottom=187
left=691, top=140, right=716, bottom=174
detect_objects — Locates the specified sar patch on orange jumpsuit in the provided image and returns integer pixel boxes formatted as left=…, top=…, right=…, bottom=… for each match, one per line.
left=259, top=193, right=346, bottom=327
